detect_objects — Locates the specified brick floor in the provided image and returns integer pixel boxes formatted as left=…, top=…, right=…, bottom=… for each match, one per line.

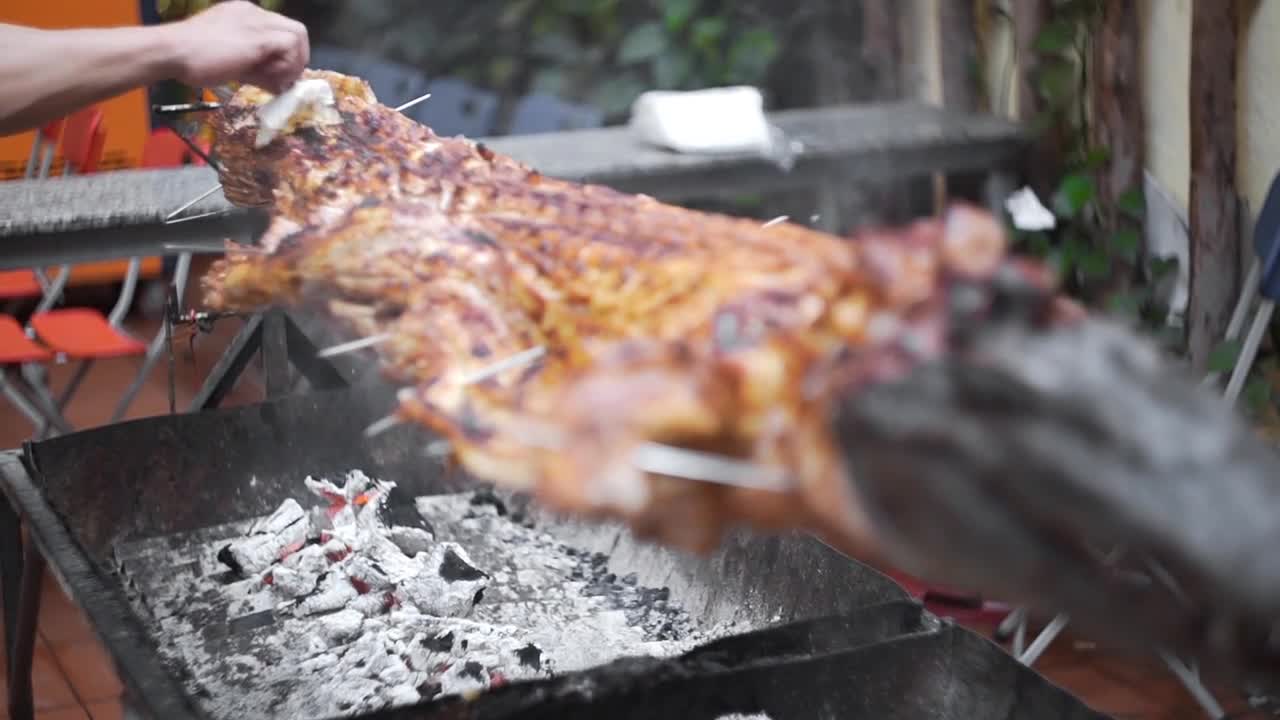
left=0, top=262, right=1248, bottom=718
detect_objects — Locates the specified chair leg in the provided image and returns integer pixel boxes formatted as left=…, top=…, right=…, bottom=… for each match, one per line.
left=1202, top=261, right=1261, bottom=389
left=1224, top=299, right=1275, bottom=405
left=111, top=330, right=167, bottom=423
left=0, top=373, right=49, bottom=430
left=1018, top=612, right=1070, bottom=666
left=6, top=370, right=73, bottom=436
left=34, top=360, right=93, bottom=439
left=1163, top=652, right=1226, bottom=719
left=6, top=540, right=44, bottom=720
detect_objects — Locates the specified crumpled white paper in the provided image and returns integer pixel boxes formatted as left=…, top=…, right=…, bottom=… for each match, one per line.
left=256, top=78, right=341, bottom=149
left=629, top=86, right=773, bottom=155
left=1005, top=186, right=1057, bottom=232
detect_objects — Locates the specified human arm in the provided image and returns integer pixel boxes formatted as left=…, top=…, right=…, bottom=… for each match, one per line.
left=0, top=1, right=309, bottom=136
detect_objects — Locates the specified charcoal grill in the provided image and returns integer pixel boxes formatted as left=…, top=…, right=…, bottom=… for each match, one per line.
left=1, top=380, right=1106, bottom=719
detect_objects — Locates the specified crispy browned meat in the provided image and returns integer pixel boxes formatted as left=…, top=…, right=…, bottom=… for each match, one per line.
left=200, top=70, right=1047, bottom=560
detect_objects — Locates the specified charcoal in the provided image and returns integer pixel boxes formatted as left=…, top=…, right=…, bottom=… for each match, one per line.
left=121, top=480, right=709, bottom=720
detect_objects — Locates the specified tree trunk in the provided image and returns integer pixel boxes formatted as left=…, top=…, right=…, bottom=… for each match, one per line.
left=938, top=0, right=980, bottom=112
left=1089, top=0, right=1145, bottom=297
left=1187, top=1, right=1241, bottom=371
left=1013, top=0, right=1062, bottom=198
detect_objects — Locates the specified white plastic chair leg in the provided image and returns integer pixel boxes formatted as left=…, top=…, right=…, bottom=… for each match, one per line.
left=1224, top=299, right=1275, bottom=406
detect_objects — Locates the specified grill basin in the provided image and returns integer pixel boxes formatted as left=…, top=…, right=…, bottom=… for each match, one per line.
left=6, top=382, right=1107, bottom=719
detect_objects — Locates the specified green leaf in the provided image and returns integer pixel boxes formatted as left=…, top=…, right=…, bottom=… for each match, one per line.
left=1035, top=59, right=1077, bottom=109
left=1149, top=256, right=1179, bottom=280
left=589, top=74, right=648, bottom=116
left=691, top=17, right=727, bottom=49
left=1033, top=20, right=1076, bottom=54
left=1245, top=377, right=1272, bottom=413
left=1053, top=174, right=1096, bottom=218
left=1078, top=146, right=1110, bottom=171
left=662, top=0, right=700, bottom=31
left=531, top=68, right=568, bottom=97
left=1059, top=236, right=1086, bottom=274
left=653, top=51, right=692, bottom=88
left=1078, top=248, right=1111, bottom=278
left=531, top=31, right=583, bottom=62
left=1111, top=229, right=1141, bottom=262
left=726, top=28, right=779, bottom=84
left=1117, top=188, right=1146, bottom=219
left=1107, top=291, right=1142, bottom=319
left=618, top=22, right=667, bottom=64
left=1207, top=339, right=1243, bottom=374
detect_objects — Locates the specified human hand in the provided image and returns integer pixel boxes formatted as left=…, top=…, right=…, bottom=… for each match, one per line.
left=164, top=1, right=309, bottom=94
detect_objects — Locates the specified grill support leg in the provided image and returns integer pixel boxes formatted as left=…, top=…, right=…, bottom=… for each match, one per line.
left=6, top=539, right=44, bottom=720
left=0, top=494, right=21, bottom=662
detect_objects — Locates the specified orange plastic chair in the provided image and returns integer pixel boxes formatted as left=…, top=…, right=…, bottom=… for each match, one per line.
left=0, top=317, right=51, bottom=365
left=0, top=271, right=44, bottom=300
left=30, top=109, right=147, bottom=364
left=3, top=122, right=69, bottom=300
left=60, top=107, right=106, bottom=175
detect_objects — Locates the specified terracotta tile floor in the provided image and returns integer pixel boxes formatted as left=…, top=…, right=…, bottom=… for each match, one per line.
left=0, top=266, right=1254, bottom=718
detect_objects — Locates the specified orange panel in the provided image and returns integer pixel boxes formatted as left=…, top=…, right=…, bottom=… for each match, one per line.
left=50, top=258, right=164, bottom=288
left=0, top=0, right=149, bottom=180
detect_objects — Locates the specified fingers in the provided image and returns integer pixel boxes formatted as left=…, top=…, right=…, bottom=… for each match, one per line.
left=244, top=27, right=308, bottom=93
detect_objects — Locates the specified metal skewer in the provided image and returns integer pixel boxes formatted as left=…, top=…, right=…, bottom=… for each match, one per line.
left=761, top=215, right=789, bottom=228
left=316, top=333, right=391, bottom=359
left=631, top=443, right=790, bottom=492
left=153, top=101, right=222, bottom=115
left=459, top=346, right=546, bottom=385
left=363, top=415, right=403, bottom=439
left=168, top=128, right=222, bottom=171
left=394, top=93, right=432, bottom=113
left=162, top=242, right=268, bottom=255
left=164, top=208, right=232, bottom=225
left=165, top=183, right=224, bottom=221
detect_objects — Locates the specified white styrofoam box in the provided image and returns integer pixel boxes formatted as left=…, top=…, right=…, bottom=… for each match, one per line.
left=628, top=86, right=773, bottom=155
left=1143, top=169, right=1190, bottom=321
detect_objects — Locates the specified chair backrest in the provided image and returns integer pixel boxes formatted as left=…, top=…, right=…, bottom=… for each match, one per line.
left=61, top=107, right=106, bottom=175
left=141, top=127, right=195, bottom=168
left=38, top=119, right=65, bottom=145
left=508, top=93, right=605, bottom=135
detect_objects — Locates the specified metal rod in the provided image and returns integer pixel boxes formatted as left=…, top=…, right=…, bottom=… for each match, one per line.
left=424, top=439, right=452, bottom=457
left=168, top=127, right=222, bottom=171
left=161, top=242, right=267, bottom=255
left=631, top=443, right=790, bottom=492
left=165, top=183, right=224, bottom=221
left=761, top=215, right=789, bottom=228
left=394, top=92, right=433, bottom=113
left=316, top=333, right=391, bottom=359
left=152, top=101, right=222, bottom=115
left=363, top=415, right=403, bottom=439
left=164, top=209, right=233, bottom=226
left=459, top=346, right=546, bottom=385
left=1162, top=653, right=1225, bottom=719
left=1018, top=613, right=1069, bottom=666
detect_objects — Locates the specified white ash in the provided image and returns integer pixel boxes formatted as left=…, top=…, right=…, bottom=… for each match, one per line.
left=219, top=498, right=310, bottom=575
left=118, top=474, right=712, bottom=720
